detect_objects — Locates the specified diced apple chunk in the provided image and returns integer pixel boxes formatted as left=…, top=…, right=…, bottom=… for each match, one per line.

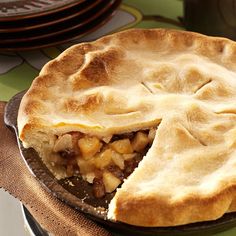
left=85, top=172, right=96, bottom=184
left=110, top=139, right=133, bottom=154
left=94, top=149, right=113, bottom=169
left=77, top=158, right=95, bottom=175
left=148, top=128, right=156, bottom=142
left=102, top=135, right=113, bottom=143
left=111, top=151, right=124, bottom=170
left=53, top=134, right=73, bottom=152
left=123, top=153, right=136, bottom=161
left=103, top=171, right=121, bottom=193
left=132, top=131, right=149, bottom=152
left=78, top=136, right=102, bottom=159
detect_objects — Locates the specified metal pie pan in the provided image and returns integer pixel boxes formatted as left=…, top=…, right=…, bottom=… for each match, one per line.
left=4, top=91, right=236, bottom=236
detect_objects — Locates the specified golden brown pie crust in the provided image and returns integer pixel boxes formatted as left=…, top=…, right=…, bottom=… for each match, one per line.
left=18, top=29, right=236, bottom=226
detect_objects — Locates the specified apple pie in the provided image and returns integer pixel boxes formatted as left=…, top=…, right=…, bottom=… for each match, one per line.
left=17, top=29, right=236, bottom=227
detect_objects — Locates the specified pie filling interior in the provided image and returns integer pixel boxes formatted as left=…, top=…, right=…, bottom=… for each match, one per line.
left=51, top=128, right=156, bottom=198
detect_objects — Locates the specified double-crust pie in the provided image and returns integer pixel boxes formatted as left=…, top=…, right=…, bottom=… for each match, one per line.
left=18, top=29, right=236, bottom=227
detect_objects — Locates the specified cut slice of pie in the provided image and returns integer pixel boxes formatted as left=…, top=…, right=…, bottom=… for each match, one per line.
left=17, top=29, right=236, bottom=227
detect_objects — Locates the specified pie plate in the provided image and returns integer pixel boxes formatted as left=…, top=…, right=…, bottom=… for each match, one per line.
left=0, top=0, right=120, bottom=51
left=0, top=0, right=85, bottom=20
left=4, top=91, right=236, bottom=236
left=0, top=0, right=100, bottom=33
left=0, top=0, right=111, bottom=42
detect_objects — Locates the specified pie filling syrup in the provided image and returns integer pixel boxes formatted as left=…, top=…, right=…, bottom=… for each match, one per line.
left=51, top=128, right=156, bottom=198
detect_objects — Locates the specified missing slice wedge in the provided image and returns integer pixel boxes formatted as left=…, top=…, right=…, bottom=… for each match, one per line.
left=51, top=128, right=156, bottom=198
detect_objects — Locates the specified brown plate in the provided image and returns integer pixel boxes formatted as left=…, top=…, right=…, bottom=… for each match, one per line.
left=0, top=0, right=101, bottom=33
left=0, top=0, right=120, bottom=51
left=0, top=0, right=112, bottom=42
left=0, top=0, right=85, bottom=20
left=4, top=91, right=236, bottom=236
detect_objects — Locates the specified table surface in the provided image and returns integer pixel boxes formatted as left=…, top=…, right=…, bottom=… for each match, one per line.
left=0, top=0, right=236, bottom=235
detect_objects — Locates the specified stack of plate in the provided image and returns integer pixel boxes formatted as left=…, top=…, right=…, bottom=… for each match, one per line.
left=0, top=0, right=121, bottom=51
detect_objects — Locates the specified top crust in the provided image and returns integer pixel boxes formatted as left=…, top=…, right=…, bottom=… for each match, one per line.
left=18, top=28, right=236, bottom=226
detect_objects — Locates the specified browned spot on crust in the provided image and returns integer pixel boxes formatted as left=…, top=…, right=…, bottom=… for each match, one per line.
left=73, top=48, right=124, bottom=91
left=215, top=82, right=232, bottom=97
left=213, top=41, right=225, bottom=53
left=24, top=100, right=45, bottom=115
left=196, top=81, right=232, bottom=100
left=64, top=93, right=103, bottom=113
left=186, top=105, right=209, bottom=123
left=41, top=43, right=100, bottom=78
left=81, top=56, right=108, bottom=83
left=32, top=74, right=57, bottom=89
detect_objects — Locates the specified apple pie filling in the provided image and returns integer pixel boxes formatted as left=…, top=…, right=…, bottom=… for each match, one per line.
left=51, top=128, right=156, bottom=198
